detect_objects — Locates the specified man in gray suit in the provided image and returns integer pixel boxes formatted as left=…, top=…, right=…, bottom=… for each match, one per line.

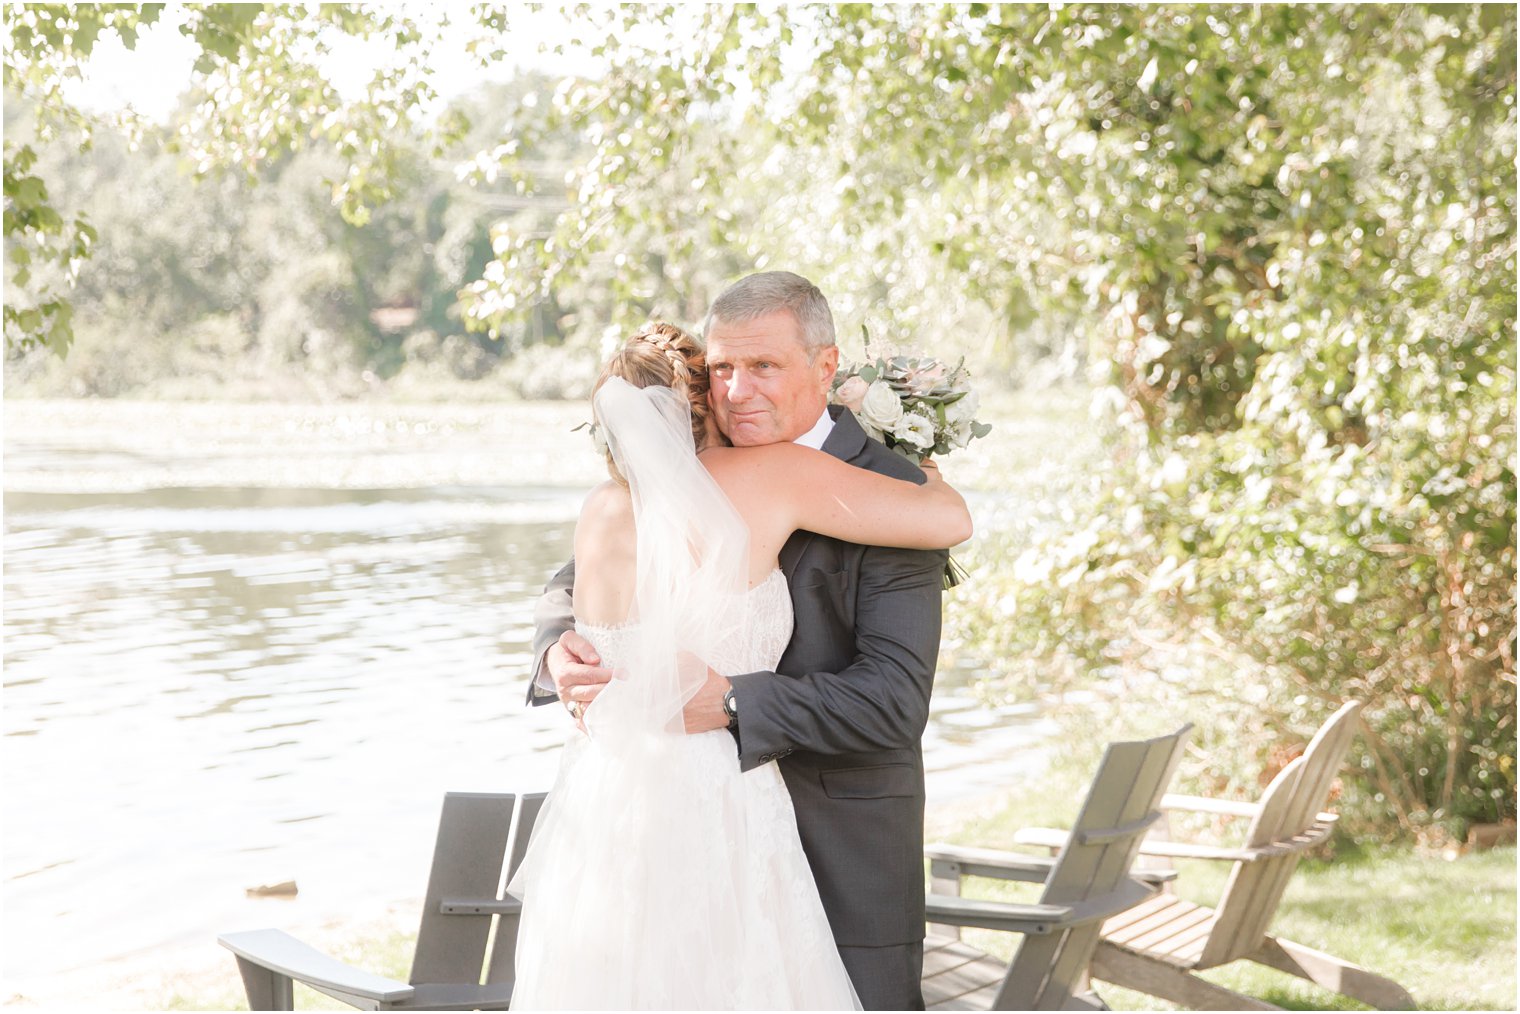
left=530, top=271, right=946, bottom=1010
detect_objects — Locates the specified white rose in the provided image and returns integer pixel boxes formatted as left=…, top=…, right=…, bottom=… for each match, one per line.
left=859, top=380, right=904, bottom=430
left=892, top=411, right=937, bottom=450
left=945, top=389, right=980, bottom=427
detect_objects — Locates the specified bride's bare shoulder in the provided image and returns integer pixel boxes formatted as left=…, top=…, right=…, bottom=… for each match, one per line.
left=576, top=481, right=634, bottom=561
left=579, top=480, right=633, bottom=524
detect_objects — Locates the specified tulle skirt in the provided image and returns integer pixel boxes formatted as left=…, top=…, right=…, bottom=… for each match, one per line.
left=509, top=728, right=860, bottom=1010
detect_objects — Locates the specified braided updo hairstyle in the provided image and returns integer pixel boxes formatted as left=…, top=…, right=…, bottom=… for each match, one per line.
left=592, top=322, right=714, bottom=485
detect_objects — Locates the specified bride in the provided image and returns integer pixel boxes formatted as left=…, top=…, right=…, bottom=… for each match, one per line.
left=509, top=323, right=971, bottom=1010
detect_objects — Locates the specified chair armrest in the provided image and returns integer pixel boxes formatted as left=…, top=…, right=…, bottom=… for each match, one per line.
left=926, top=877, right=1156, bottom=935
left=1012, top=826, right=1070, bottom=852
left=924, top=842, right=1055, bottom=884
left=1133, top=840, right=1275, bottom=862
left=1159, top=793, right=1261, bottom=818
left=925, top=894, right=1072, bottom=935
left=1021, top=812, right=1338, bottom=865
left=219, top=929, right=416, bottom=1005
left=1130, top=867, right=1179, bottom=887
left=1137, top=817, right=1338, bottom=862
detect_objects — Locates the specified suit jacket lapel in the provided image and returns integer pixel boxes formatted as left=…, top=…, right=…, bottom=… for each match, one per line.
left=780, top=407, right=870, bottom=581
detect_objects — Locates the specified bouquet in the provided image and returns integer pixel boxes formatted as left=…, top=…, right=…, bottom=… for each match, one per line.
left=830, top=337, right=991, bottom=461
left=830, top=331, right=990, bottom=589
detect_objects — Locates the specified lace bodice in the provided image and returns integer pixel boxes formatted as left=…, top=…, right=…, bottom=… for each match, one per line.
left=575, top=568, right=793, bottom=677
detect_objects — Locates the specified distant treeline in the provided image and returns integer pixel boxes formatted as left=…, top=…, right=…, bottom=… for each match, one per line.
left=5, top=76, right=609, bottom=399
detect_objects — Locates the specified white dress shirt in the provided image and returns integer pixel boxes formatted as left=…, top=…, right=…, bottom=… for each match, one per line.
left=792, top=407, right=835, bottom=451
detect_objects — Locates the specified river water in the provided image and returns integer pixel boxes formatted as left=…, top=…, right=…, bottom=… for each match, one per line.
left=1, top=400, right=1054, bottom=992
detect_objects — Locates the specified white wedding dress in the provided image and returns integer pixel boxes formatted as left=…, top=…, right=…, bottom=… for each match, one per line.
left=508, top=379, right=860, bottom=1011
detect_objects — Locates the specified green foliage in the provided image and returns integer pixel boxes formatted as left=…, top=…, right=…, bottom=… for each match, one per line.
left=3, top=3, right=439, bottom=354
left=477, top=4, right=1515, bottom=837
left=2, top=137, right=92, bottom=354
left=3, top=3, right=1512, bottom=838
left=890, top=5, right=1514, bottom=837
left=4, top=67, right=598, bottom=397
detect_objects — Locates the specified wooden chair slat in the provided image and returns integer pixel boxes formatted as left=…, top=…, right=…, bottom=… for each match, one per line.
left=1088, top=701, right=1414, bottom=1010
left=408, top=793, right=516, bottom=987
left=1203, top=738, right=1321, bottom=965
left=1284, top=703, right=1360, bottom=833
left=1101, top=894, right=1186, bottom=937
left=927, top=953, right=1015, bottom=998
left=222, top=790, right=546, bottom=1011
left=1045, top=733, right=1180, bottom=908
left=928, top=990, right=984, bottom=1010
left=1134, top=915, right=1215, bottom=962
left=1122, top=904, right=1214, bottom=955
left=993, top=934, right=1066, bottom=1009
left=940, top=979, right=1004, bottom=1011
left=923, top=941, right=987, bottom=978
left=1041, top=926, right=1105, bottom=1009
left=924, top=726, right=1192, bottom=1010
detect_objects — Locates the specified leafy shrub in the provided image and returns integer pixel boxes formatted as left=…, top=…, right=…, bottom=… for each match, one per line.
left=505, top=342, right=600, bottom=401
left=935, top=5, right=1516, bottom=841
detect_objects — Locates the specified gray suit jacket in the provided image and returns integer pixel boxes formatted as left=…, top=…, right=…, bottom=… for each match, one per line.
left=528, top=406, right=946, bottom=947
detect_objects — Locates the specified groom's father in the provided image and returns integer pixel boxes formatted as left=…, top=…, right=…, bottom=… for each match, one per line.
left=531, top=272, right=947, bottom=1010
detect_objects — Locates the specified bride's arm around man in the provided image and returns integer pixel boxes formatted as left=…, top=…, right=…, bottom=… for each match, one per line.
left=530, top=271, right=953, bottom=1011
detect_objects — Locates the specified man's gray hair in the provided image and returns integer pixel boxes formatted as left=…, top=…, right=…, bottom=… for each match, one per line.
left=704, top=271, right=836, bottom=353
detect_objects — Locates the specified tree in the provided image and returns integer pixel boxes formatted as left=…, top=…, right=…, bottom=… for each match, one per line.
left=3, top=3, right=442, bottom=355
left=5, top=3, right=1513, bottom=835
left=462, top=3, right=1515, bottom=836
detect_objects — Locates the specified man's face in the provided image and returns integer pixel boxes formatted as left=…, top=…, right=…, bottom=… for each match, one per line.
left=706, top=310, right=839, bottom=446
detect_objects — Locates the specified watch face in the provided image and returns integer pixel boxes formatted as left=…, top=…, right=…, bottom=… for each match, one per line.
left=723, top=690, right=737, bottom=717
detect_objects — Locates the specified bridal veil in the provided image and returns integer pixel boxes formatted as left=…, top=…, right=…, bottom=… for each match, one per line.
left=507, top=377, right=859, bottom=1009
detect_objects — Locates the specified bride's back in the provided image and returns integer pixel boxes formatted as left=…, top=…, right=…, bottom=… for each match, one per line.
left=570, top=468, right=785, bottom=629
left=569, top=482, right=639, bottom=628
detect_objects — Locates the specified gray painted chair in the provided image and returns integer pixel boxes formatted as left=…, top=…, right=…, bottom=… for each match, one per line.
left=1017, top=701, right=1414, bottom=1010
left=220, top=791, right=546, bottom=1011
left=920, top=725, right=1192, bottom=1010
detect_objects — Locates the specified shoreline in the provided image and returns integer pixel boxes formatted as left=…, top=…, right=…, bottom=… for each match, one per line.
left=3, top=387, right=1084, bottom=496
left=4, top=398, right=608, bottom=495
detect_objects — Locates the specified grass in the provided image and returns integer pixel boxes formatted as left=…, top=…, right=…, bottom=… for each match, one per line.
left=938, top=749, right=1517, bottom=1011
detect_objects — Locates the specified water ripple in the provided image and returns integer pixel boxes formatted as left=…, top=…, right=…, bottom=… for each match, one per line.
left=2, top=481, right=1042, bottom=982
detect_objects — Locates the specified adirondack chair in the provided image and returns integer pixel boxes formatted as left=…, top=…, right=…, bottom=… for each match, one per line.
left=920, top=725, right=1192, bottom=1011
left=220, top=791, right=546, bottom=1011
left=1016, top=701, right=1415, bottom=1011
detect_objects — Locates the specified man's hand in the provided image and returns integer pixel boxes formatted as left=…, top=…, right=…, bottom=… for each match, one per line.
left=548, top=629, right=613, bottom=729
left=683, top=667, right=733, bottom=734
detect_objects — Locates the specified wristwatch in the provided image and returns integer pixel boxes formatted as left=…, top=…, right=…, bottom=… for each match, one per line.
left=721, top=687, right=739, bottom=729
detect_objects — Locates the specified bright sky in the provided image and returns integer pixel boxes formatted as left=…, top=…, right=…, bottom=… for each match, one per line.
left=63, top=4, right=590, bottom=122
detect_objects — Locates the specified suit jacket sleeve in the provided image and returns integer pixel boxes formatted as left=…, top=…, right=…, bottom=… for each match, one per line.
left=526, top=558, right=576, bottom=706
left=727, top=543, right=946, bottom=769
